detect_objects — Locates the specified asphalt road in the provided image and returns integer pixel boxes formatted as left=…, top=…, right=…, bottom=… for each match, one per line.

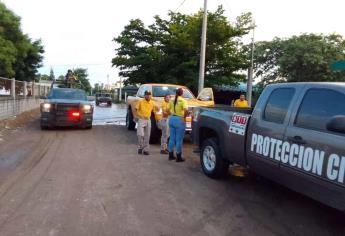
left=0, top=105, right=344, bottom=236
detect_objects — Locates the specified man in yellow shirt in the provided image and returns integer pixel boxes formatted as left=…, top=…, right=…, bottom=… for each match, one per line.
left=135, top=90, right=154, bottom=155
left=233, top=94, right=250, bottom=108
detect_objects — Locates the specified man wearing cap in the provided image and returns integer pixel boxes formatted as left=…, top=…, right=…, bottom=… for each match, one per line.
left=135, top=90, right=154, bottom=155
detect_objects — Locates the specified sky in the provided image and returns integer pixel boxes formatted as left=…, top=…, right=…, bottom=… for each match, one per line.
left=2, top=0, right=345, bottom=86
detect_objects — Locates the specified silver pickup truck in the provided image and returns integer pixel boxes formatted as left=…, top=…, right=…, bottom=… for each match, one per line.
left=192, top=82, right=345, bottom=211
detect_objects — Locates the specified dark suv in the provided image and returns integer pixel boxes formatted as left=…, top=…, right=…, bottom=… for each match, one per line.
left=95, top=93, right=112, bottom=106
left=40, top=88, right=93, bottom=129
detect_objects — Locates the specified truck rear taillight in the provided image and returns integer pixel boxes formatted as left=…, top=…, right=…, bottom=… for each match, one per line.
left=185, top=116, right=192, bottom=122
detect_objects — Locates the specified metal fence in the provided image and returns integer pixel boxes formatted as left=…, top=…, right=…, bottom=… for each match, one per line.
left=0, top=77, right=52, bottom=120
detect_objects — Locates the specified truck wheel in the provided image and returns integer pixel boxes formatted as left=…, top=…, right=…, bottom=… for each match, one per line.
left=96, top=102, right=99, bottom=106
left=149, top=114, right=161, bottom=144
left=126, top=108, right=135, bottom=130
left=201, top=138, right=229, bottom=179
left=108, top=101, right=112, bottom=106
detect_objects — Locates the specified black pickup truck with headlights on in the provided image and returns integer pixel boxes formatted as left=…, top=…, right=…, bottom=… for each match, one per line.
left=40, top=88, right=94, bottom=129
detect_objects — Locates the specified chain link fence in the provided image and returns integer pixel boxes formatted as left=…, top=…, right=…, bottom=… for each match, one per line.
left=0, top=77, right=52, bottom=120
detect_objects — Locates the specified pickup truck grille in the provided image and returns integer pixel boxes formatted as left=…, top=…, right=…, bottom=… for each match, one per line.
left=56, top=104, right=80, bottom=112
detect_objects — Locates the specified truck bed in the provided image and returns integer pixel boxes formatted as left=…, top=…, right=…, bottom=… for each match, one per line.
left=209, top=105, right=253, bottom=114
left=193, top=105, right=253, bottom=166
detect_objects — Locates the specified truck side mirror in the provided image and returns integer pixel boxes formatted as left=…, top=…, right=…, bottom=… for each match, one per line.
left=198, top=95, right=211, bottom=101
left=326, top=115, right=345, bottom=134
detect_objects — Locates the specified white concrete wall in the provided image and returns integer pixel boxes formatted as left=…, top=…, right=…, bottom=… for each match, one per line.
left=0, top=98, right=41, bottom=120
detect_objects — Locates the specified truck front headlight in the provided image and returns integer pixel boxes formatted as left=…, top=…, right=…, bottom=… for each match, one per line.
left=82, top=104, right=92, bottom=113
left=41, top=103, right=51, bottom=113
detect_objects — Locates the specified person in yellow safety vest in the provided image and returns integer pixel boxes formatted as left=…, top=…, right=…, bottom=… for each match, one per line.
left=135, top=90, right=156, bottom=155
left=158, top=94, right=171, bottom=155
left=168, top=88, right=188, bottom=162
left=233, top=93, right=250, bottom=108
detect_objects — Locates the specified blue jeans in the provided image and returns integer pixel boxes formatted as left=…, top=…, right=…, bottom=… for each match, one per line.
left=168, top=116, right=185, bottom=154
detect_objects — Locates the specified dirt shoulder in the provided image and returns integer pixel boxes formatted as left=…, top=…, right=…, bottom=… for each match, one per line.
left=0, top=109, right=40, bottom=140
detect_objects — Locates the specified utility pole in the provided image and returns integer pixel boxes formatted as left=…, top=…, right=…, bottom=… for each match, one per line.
left=198, top=0, right=208, bottom=95
left=119, top=77, right=122, bottom=101
left=107, top=74, right=109, bottom=91
left=247, top=20, right=256, bottom=107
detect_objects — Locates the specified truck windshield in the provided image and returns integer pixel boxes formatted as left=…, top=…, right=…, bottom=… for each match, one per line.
left=99, top=94, right=111, bottom=97
left=48, top=89, right=87, bottom=100
left=152, top=86, right=195, bottom=99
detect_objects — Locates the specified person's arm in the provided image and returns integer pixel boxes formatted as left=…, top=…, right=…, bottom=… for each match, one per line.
left=233, top=99, right=238, bottom=107
left=182, top=100, right=189, bottom=118
left=135, top=101, right=140, bottom=112
left=167, top=102, right=173, bottom=116
left=163, top=107, right=169, bottom=117
left=134, top=101, right=140, bottom=121
left=161, top=102, right=169, bottom=117
left=183, top=109, right=189, bottom=118
left=154, top=104, right=160, bottom=112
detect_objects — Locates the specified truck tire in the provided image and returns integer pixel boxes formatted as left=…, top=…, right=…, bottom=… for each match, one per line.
left=126, top=108, right=136, bottom=130
left=201, top=138, right=229, bottom=179
left=108, top=101, right=112, bottom=106
left=96, top=101, right=99, bottom=106
left=149, top=113, right=161, bottom=144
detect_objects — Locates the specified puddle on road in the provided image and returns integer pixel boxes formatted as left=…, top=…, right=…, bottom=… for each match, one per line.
left=92, top=103, right=127, bottom=126
left=93, top=120, right=126, bottom=126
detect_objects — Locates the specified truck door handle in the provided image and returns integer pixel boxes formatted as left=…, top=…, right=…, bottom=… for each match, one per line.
left=287, top=136, right=307, bottom=145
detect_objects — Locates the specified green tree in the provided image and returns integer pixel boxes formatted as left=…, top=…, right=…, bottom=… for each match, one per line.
left=73, top=68, right=91, bottom=94
left=112, top=6, right=252, bottom=92
left=93, top=83, right=101, bottom=94
left=0, top=2, right=44, bottom=81
left=0, top=37, right=17, bottom=78
left=254, top=33, right=345, bottom=86
left=49, top=68, right=55, bottom=81
left=57, top=75, right=65, bottom=81
left=40, top=74, right=50, bottom=81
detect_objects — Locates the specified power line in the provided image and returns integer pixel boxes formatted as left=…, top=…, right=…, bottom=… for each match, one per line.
left=175, top=0, right=188, bottom=12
